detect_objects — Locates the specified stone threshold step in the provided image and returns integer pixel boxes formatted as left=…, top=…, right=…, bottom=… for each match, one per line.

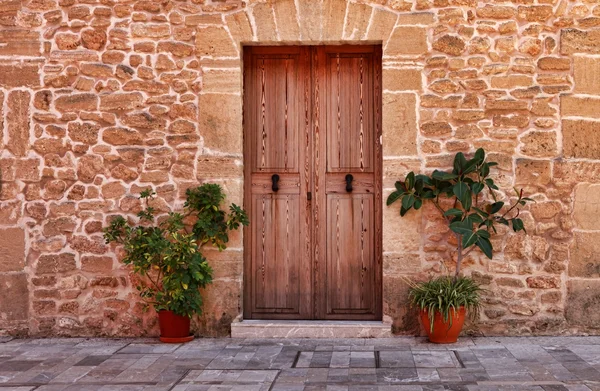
left=231, top=320, right=392, bottom=338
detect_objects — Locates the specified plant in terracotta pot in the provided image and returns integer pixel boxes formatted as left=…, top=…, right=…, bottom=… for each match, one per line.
left=104, top=184, right=248, bottom=343
left=387, top=148, right=532, bottom=343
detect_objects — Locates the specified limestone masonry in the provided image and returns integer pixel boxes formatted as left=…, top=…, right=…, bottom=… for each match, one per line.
left=1, top=0, right=600, bottom=337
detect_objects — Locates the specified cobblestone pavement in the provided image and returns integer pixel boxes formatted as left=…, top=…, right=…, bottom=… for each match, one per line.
left=2, top=336, right=600, bottom=391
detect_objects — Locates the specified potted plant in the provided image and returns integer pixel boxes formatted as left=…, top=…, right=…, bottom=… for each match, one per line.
left=387, top=148, right=532, bottom=343
left=104, top=184, right=248, bottom=343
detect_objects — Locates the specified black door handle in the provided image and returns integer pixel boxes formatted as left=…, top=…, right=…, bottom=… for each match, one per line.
left=345, top=174, right=353, bottom=192
left=271, top=174, right=280, bottom=192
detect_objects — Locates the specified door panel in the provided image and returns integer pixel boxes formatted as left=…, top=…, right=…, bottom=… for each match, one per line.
left=244, top=46, right=312, bottom=319
left=244, top=45, right=381, bottom=320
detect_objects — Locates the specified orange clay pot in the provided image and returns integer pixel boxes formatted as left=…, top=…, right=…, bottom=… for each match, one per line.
left=158, top=310, right=194, bottom=343
left=420, top=306, right=466, bottom=344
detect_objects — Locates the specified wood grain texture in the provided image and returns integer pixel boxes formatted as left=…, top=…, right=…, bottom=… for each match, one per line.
left=244, top=45, right=382, bottom=320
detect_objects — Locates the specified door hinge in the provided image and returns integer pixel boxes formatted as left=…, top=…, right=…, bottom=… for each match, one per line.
left=307, top=191, right=312, bottom=201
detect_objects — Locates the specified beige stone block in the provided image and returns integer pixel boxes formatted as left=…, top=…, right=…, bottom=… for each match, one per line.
left=515, top=159, right=551, bottom=186
left=383, top=93, right=417, bottom=156
left=6, top=90, right=30, bottom=157
left=322, top=0, right=346, bottom=40
left=383, top=190, right=422, bottom=253
left=570, top=232, right=600, bottom=277
left=491, top=75, right=533, bottom=89
left=383, top=159, right=421, bottom=188
left=366, top=8, right=397, bottom=43
left=385, top=26, right=428, bottom=57
left=574, top=184, right=600, bottom=230
left=382, top=68, right=422, bottom=92
left=566, top=279, right=600, bottom=329
left=226, top=11, right=254, bottom=43
left=0, top=228, right=25, bottom=273
left=562, top=119, right=600, bottom=159
left=343, top=2, right=371, bottom=40
left=383, top=252, right=422, bottom=276
left=197, top=156, right=243, bottom=179
left=252, top=2, right=277, bottom=41
left=297, top=0, right=322, bottom=40
left=0, top=273, right=28, bottom=321
left=0, top=63, right=40, bottom=88
left=561, top=95, right=600, bottom=119
left=199, top=94, right=242, bottom=154
left=397, top=13, right=435, bottom=25
left=561, top=28, right=600, bottom=55
left=0, top=29, right=40, bottom=57
left=272, top=0, right=300, bottom=41
left=196, top=26, right=237, bottom=57
left=519, top=131, right=558, bottom=158
left=202, top=69, right=241, bottom=94
left=574, top=56, right=600, bottom=94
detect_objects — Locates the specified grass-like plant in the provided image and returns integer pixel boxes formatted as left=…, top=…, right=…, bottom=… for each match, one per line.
left=104, top=184, right=249, bottom=318
left=387, top=148, right=531, bottom=329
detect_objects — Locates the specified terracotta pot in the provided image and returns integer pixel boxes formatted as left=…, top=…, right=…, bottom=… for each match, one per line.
left=420, top=306, right=466, bottom=344
left=158, top=310, right=194, bottom=343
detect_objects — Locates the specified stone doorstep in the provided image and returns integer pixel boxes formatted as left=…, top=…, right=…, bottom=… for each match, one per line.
left=230, top=320, right=393, bottom=338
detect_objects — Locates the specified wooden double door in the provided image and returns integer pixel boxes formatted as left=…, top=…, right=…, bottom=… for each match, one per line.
left=243, top=45, right=382, bottom=320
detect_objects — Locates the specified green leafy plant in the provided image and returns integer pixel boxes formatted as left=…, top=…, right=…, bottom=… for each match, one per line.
left=407, top=276, right=482, bottom=332
left=104, top=184, right=249, bottom=318
left=387, top=148, right=532, bottom=328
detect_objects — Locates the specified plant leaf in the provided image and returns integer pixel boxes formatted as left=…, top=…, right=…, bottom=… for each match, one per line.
left=386, top=190, right=401, bottom=206
left=432, top=170, right=458, bottom=181
left=444, top=208, right=464, bottom=217
left=449, top=221, right=473, bottom=236
left=475, top=236, right=493, bottom=259
left=405, top=172, right=415, bottom=191
left=402, top=194, right=415, bottom=210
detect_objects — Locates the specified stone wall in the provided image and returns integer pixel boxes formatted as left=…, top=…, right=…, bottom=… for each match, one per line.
left=1, top=0, right=600, bottom=337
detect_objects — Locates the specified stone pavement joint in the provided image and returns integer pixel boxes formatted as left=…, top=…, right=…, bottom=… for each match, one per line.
left=1, top=337, right=600, bottom=390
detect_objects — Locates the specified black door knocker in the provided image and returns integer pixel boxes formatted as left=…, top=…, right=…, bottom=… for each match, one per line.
left=271, top=174, right=280, bottom=192
left=345, top=174, right=353, bottom=192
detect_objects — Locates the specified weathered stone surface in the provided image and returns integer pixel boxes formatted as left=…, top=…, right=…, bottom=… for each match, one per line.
left=0, top=228, right=25, bottom=272
left=100, top=93, right=143, bottom=111
left=527, top=276, right=560, bottom=289
left=366, top=8, right=396, bottom=42
left=199, top=94, right=242, bottom=154
left=519, top=131, right=557, bottom=158
left=225, top=11, right=253, bottom=43
left=37, top=253, right=76, bottom=274
left=382, top=93, right=417, bottom=156
left=383, top=68, right=422, bottom=92
left=0, top=63, right=40, bottom=88
left=0, top=29, right=40, bottom=56
left=196, top=26, right=237, bottom=57
left=252, top=2, right=277, bottom=41
left=386, top=27, right=428, bottom=56
left=273, top=0, right=300, bottom=41
left=570, top=232, right=600, bottom=278
left=574, top=184, right=600, bottom=230
left=0, top=273, right=28, bottom=321
left=298, top=0, right=322, bottom=41
left=6, top=90, right=30, bottom=157
left=68, top=122, right=100, bottom=144
left=55, top=93, right=98, bottom=112
left=562, top=119, right=600, bottom=159
left=561, top=29, right=600, bottom=54
left=433, top=35, right=466, bottom=56
left=566, top=280, right=600, bottom=329
left=561, top=95, right=600, bottom=119
left=574, top=56, right=600, bottom=94
left=202, top=69, right=241, bottom=93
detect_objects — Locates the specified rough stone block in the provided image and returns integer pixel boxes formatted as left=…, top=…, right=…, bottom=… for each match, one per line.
left=366, top=8, right=397, bottom=43
left=6, top=90, right=31, bottom=158
left=561, top=29, right=600, bottom=55
left=0, top=273, right=28, bottom=321
left=199, top=94, right=242, bottom=154
left=566, top=280, right=600, bottom=329
left=322, top=0, right=346, bottom=40
left=252, top=2, right=277, bottom=41
left=574, top=184, right=600, bottom=230
left=0, top=228, right=25, bottom=272
left=55, top=93, right=98, bottom=113
left=562, top=119, right=600, bottom=159
left=273, top=0, right=300, bottom=41
left=570, top=232, right=600, bottom=277
left=383, top=68, right=422, bottom=92
left=383, top=190, right=421, bottom=253
left=225, top=11, right=253, bottom=43
left=515, top=159, right=551, bottom=186
left=561, top=95, right=600, bottom=119
left=202, top=69, right=241, bottom=94
left=574, top=56, right=600, bottom=94
left=197, top=156, right=242, bottom=179
left=0, top=29, right=40, bottom=56
left=0, top=63, right=40, bottom=88
left=383, top=93, right=417, bottom=156
left=297, top=0, right=322, bottom=41
left=196, top=26, right=237, bottom=57
left=386, top=27, right=428, bottom=57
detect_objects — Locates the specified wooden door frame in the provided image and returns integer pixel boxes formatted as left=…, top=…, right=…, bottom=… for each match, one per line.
left=242, top=44, right=383, bottom=321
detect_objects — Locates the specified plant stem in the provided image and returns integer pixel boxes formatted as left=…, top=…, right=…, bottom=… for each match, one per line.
left=455, top=233, right=463, bottom=279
